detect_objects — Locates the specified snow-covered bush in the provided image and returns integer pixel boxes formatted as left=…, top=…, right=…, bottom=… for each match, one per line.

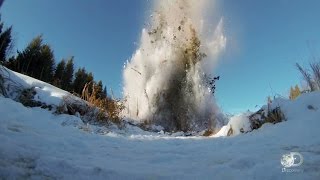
left=18, top=87, right=52, bottom=110
left=226, top=113, right=251, bottom=136
left=214, top=104, right=286, bottom=137
left=0, top=65, right=26, bottom=99
left=249, top=103, right=285, bottom=131
left=55, top=95, right=108, bottom=126
left=211, top=113, right=251, bottom=137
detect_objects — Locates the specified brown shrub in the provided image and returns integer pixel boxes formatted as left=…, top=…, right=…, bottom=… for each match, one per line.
left=202, top=129, right=214, bottom=136
left=265, top=107, right=285, bottom=124
left=81, top=82, right=125, bottom=125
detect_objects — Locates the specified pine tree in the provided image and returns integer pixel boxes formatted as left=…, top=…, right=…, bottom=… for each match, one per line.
left=39, top=44, right=55, bottom=82
left=17, top=35, right=42, bottom=74
left=72, top=69, right=95, bottom=96
left=73, top=67, right=88, bottom=95
left=103, top=86, right=107, bottom=98
left=0, top=14, right=13, bottom=63
left=94, top=80, right=103, bottom=99
left=4, top=56, right=16, bottom=69
left=87, top=72, right=94, bottom=83
left=0, top=25, right=12, bottom=62
left=53, top=59, right=66, bottom=88
left=14, top=35, right=55, bottom=83
left=86, top=72, right=94, bottom=95
left=61, top=57, right=74, bottom=91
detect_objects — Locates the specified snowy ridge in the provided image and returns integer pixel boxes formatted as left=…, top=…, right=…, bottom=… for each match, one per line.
left=1, top=67, right=320, bottom=179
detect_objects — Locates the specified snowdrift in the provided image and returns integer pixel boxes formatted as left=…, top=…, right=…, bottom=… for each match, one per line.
left=0, top=66, right=320, bottom=179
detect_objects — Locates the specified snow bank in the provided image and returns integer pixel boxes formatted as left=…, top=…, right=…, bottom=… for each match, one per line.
left=271, top=92, right=320, bottom=122
left=213, top=113, right=251, bottom=137
left=1, top=91, right=320, bottom=179
left=1, top=66, right=70, bottom=106
left=216, top=91, right=320, bottom=138
left=1, top=66, right=320, bottom=179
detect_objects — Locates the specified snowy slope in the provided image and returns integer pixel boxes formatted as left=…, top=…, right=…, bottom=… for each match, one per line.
left=1, top=66, right=70, bottom=106
left=1, top=68, right=320, bottom=179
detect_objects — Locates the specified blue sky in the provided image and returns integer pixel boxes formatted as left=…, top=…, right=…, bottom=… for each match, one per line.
left=2, top=0, right=320, bottom=113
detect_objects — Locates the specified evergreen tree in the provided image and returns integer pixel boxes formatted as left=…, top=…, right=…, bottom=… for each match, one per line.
left=86, top=72, right=94, bottom=95
left=17, top=35, right=42, bottom=74
left=14, top=35, right=55, bottom=82
left=4, top=55, right=16, bottom=69
left=94, top=80, right=104, bottom=99
left=39, top=44, right=55, bottom=82
left=61, top=57, right=74, bottom=91
left=87, top=72, right=94, bottom=83
left=103, top=86, right=107, bottom=98
left=53, top=59, right=66, bottom=88
left=0, top=14, right=13, bottom=63
left=73, top=67, right=88, bottom=95
left=0, top=25, right=12, bottom=62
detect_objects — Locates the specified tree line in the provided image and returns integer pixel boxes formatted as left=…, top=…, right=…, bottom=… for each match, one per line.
left=0, top=18, right=107, bottom=99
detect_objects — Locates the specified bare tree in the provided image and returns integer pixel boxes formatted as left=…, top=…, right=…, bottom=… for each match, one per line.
left=296, top=63, right=316, bottom=91
left=310, top=62, right=320, bottom=90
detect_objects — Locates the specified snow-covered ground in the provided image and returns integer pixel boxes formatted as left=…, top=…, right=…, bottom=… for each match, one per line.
left=1, top=67, right=320, bottom=179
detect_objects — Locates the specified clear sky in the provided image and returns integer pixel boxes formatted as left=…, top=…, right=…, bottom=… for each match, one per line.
left=2, top=0, right=320, bottom=113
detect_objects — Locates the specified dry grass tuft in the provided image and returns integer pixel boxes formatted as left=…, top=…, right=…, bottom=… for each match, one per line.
left=81, top=82, right=125, bottom=125
left=202, top=129, right=214, bottom=136
left=265, top=107, right=285, bottom=124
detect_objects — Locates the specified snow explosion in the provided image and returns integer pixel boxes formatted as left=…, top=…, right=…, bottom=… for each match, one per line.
left=123, top=0, right=226, bottom=132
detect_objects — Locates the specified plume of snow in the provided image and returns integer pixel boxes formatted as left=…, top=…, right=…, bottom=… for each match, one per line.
left=123, top=0, right=226, bottom=132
